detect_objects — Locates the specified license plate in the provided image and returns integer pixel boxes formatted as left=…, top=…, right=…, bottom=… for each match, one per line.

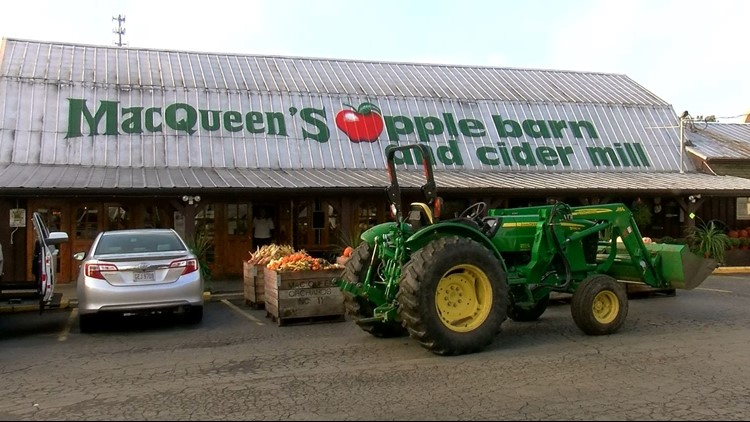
left=134, top=271, right=155, bottom=282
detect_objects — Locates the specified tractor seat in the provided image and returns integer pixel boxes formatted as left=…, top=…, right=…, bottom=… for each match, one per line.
left=408, top=202, right=434, bottom=230
left=481, top=216, right=503, bottom=237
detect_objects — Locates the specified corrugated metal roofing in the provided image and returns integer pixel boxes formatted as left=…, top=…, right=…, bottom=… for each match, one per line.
left=0, top=38, right=668, bottom=105
left=0, top=38, right=691, bottom=174
left=6, top=37, right=744, bottom=195
left=2, top=163, right=750, bottom=195
left=686, top=122, right=750, bottom=160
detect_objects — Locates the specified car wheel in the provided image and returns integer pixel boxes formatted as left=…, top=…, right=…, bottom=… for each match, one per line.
left=185, top=305, right=203, bottom=325
left=79, top=313, right=98, bottom=333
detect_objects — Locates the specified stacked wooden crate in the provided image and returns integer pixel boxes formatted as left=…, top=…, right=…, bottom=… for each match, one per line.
left=263, top=267, right=345, bottom=326
left=243, top=261, right=265, bottom=309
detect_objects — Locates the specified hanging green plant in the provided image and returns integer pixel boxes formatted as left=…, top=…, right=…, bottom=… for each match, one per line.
left=630, top=200, right=652, bottom=228
left=685, top=221, right=731, bottom=264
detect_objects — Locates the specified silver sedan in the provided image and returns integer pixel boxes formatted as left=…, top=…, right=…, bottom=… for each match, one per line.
left=74, top=229, right=204, bottom=332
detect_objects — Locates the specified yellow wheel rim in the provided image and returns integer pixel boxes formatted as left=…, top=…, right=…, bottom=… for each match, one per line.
left=435, top=264, right=493, bottom=333
left=592, top=290, right=619, bottom=324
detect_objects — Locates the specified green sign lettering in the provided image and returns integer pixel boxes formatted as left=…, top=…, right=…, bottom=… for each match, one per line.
left=65, top=99, right=119, bottom=138
left=62, top=98, right=650, bottom=170
left=300, top=107, right=330, bottom=143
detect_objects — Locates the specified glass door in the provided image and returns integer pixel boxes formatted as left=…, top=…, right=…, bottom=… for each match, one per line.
left=194, top=204, right=216, bottom=274
left=294, top=198, right=339, bottom=258
left=72, top=204, right=100, bottom=250
left=225, top=203, right=250, bottom=276
left=34, top=205, right=69, bottom=282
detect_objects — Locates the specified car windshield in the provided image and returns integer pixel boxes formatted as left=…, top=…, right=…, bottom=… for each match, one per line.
left=94, top=231, right=187, bottom=255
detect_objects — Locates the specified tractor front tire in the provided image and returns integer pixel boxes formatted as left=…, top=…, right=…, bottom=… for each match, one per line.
left=571, top=274, right=628, bottom=335
left=341, top=242, right=407, bottom=338
left=397, top=237, right=509, bottom=355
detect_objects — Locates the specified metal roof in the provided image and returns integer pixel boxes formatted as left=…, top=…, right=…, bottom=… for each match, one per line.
left=686, top=122, right=750, bottom=160
left=0, top=38, right=691, bottom=174
left=2, top=164, right=750, bottom=196
left=0, top=37, right=669, bottom=105
left=3, top=38, right=743, bottom=196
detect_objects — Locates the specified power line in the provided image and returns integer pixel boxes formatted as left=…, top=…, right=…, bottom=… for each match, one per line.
left=715, top=113, right=748, bottom=120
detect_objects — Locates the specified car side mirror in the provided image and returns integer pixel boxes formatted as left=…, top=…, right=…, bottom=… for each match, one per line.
left=46, top=231, right=69, bottom=246
left=73, top=252, right=86, bottom=261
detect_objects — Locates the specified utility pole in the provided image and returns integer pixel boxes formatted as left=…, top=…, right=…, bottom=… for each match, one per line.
left=679, top=110, right=689, bottom=175
left=113, top=14, right=126, bottom=47
left=679, top=114, right=685, bottom=174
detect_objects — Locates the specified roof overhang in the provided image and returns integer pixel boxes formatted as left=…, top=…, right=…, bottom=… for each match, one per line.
left=2, top=164, right=750, bottom=197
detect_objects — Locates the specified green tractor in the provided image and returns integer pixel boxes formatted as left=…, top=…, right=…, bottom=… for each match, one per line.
left=337, top=143, right=718, bottom=356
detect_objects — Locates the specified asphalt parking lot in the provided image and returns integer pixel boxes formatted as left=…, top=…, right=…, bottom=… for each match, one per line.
left=1, top=274, right=749, bottom=421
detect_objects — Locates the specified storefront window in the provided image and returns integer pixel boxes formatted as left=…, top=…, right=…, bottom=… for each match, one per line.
left=737, top=198, right=750, bottom=220
left=357, top=202, right=379, bottom=236
left=327, top=203, right=340, bottom=246
left=144, top=205, right=168, bottom=228
left=106, top=205, right=129, bottom=230
left=75, top=207, right=99, bottom=240
left=195, top=205, right=216, bottom=263
left=294, top=199, right=339, bottom=255
left=36, top=207, right=62, bottom=232
left=227, top=203, right=249, bottom=236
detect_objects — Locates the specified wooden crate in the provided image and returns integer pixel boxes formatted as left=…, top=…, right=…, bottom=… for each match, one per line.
left=335, top=256, right=350, bottom=267
left=263, top=267, right=345, bottom=326
left=243, top=262, right=265, bottom=309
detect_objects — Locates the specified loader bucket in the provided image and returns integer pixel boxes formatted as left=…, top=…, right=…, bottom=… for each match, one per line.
left=646, top=243, right=718, bottom=290
left=606, top=243, right=717, bottom=290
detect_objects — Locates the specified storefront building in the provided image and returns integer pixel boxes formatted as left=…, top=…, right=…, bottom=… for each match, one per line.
left=2, top=37, right=750, bottom=284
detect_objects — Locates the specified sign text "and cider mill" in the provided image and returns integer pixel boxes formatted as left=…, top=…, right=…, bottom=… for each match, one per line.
left=64, top=99, right=651, bottom=169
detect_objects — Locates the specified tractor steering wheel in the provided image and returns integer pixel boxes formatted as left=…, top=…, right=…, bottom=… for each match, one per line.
left=459, top=202, right=488, bottom=220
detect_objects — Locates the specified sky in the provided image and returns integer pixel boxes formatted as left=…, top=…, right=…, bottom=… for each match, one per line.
left=0, top=0, right=747, bottom=122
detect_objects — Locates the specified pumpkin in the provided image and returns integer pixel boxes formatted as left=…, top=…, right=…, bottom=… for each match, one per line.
left=740, top=230, right=749, bottom=238
left=343, top=246, right=354, bottom=257
left=729, top=230, right=739, bottom=238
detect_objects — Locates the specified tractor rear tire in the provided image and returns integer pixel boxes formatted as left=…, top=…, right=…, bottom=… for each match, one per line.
left=397, top=237, right=509, bottom=355
left=508, top=293, right=550, bottom=322
left=571, top=274, right=628, bottom=335
left=341, top=242, right=407, bottom=338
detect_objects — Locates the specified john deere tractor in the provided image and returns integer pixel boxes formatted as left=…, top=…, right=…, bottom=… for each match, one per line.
left=336, top=143, right=717, bottom=356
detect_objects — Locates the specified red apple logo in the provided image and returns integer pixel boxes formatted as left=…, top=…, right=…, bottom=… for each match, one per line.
left=335, top=102, right=384, bottom=143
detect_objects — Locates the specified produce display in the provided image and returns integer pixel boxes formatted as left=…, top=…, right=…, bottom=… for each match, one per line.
left=267, top=251, right=342, bottom=272
left=247, top=244, right=296, bottom=266
left=247, top=244, right=343, bottom=272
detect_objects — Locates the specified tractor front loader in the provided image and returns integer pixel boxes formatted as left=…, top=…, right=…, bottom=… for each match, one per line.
left=336, top=143, right=718, bottom=356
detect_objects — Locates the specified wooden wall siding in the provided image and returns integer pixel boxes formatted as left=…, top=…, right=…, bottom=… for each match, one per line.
left=709, top=163, right=750, bottom=179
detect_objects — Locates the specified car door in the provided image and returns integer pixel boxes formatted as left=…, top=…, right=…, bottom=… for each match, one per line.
left=32, top=212, right=69, bottom=306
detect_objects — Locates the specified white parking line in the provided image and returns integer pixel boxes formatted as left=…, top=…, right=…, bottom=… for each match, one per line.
left=221, top=299, right=265, bottom=325
left=695, top=287, right=733, bottom=293
left=59, top=308, right=78, bottom=341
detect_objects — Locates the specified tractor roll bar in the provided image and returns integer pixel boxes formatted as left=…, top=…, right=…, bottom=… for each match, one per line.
left=384, top=144, right=437, bottom=216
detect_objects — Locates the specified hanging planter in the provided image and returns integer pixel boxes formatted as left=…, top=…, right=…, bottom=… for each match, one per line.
left=630, top=200, right=653, bottom=228
left=685, top=221, right=731, bottom=264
